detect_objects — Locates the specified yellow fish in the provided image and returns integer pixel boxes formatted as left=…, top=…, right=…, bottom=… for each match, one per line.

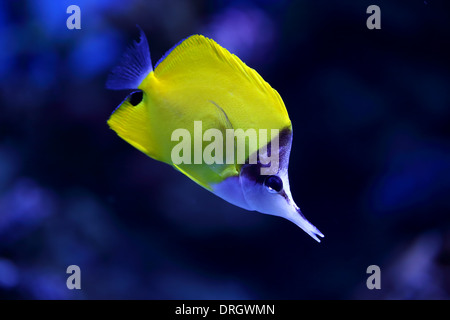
left=107, top=28, right=324, bottom=242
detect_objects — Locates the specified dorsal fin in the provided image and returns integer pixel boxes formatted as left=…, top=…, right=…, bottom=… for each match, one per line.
left=154, top=36, right=189, bottom=70
left=106, top=26, right=153, bottom=90
left=153, top=35, right=281, bottom=100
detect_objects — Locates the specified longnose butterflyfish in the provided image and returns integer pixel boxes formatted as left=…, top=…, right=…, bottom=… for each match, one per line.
left=106, top=28, right=324, bottom=242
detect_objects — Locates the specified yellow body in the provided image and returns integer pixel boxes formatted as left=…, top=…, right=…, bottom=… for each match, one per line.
left=108, top=35, right=291, bottom=189
left=107, top=32, right=324, bottom=242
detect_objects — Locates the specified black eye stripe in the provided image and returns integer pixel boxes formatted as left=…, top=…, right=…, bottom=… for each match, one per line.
left=239, top=127, right=292, bottom=190
left=128, top=91, right=143, bottom=106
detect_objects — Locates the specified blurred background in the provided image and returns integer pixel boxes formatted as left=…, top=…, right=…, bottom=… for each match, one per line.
left=0, top=0, right=449, bottom=299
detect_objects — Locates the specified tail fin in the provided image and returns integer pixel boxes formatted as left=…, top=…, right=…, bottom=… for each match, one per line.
left=106, top=26, right=153, bottom=90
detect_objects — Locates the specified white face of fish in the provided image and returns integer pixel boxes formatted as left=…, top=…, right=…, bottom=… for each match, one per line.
left=212, top=129, right=324, bottom=242
left=239, top=166, right=324, bottom=242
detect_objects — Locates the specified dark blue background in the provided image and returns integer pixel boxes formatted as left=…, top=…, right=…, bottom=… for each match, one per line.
left=0, top=0, right=449, bottom=299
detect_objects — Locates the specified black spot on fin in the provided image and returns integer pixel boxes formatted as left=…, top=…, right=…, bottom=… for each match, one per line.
left=106, top=25, right=153, bottom=90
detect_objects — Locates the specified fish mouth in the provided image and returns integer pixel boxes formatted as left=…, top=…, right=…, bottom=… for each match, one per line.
left=287, top=204, right=324, bottom=243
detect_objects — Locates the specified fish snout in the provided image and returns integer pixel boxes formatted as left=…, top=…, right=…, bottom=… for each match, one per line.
left=286, top=204, right=324, bottom=243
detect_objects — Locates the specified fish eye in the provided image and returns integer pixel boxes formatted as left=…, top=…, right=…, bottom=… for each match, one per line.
left=128, top=91, right=143, bottom=106
left=264, top=175, right=283, bottom=193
